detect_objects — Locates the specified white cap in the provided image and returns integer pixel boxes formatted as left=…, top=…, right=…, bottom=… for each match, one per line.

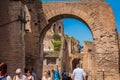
left=16, top=68, right=22, bottom=74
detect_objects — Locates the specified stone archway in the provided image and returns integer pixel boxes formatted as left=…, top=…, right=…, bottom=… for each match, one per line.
left=72, top=58, right=81, bottom=70
left=39, top=2, right=119, bottom=80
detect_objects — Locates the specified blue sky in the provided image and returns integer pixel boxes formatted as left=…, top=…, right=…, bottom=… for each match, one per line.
left=42, top=0, right=120, bottom=46
left=63, top=0, right=120, bottom=46
left=105, top=0, right=120, bottom=33
left=63, top=18, right=93, bottom=46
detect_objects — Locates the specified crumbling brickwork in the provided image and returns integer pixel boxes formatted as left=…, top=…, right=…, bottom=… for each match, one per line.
left=0, top=0, right=25, bottom=76
left=42, top=2, right=119, bottom=80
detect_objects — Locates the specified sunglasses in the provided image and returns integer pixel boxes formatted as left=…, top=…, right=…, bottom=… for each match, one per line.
left=16, top=73, right=21, bottom=75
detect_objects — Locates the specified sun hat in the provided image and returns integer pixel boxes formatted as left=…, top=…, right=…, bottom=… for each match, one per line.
left=16, top=68, right=22, bottom=74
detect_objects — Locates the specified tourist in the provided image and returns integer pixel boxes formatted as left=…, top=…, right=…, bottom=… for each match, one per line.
left=61, top=70, right=66, bottom=80
left=51, top=69, right=55, bottom=80
left=48, top=70, right=51, bottom=77
left=62, top=71, right=72, bottom=80
left=85, top=72, right=88, bottom=80
left=42, top=71, right=51, bottom=80
left=31, top=68, right=37, bottom=80
left=72, top=64, right=85, bottom=80
left=53, top=65, right=60, bottom=80
left=0, top=62, right=12, bottom=80
left=25, top=68, right=34, bottom=80
left=61, top=70, right=66, bottom=79
left=13, top=68, right=26, bottom=80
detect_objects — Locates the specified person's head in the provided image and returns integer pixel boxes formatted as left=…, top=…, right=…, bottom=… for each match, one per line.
left=15, top=68, right=22, bottom=77
left=43, top=71, right=49, bottom=78
left=25, top=68, right=32, bottom=76
left=0, top=62, right=7, bottom=76
left=52, top=69, right=54, bottom=74
left=48, top=70, right=50, bottom=73
left=65, top=71, right=69, bottom=76
left=76, top=64, right=80, bottom=68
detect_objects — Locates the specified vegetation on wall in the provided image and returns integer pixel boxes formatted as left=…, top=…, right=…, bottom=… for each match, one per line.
left=71, top=51, right=76, bottom=55
left=84, top=40, right=93, bottom=44
left=65, top=34, right=76, bottom=41
left=53, top=34, right=61, bottom=41
left=53, top=41, right=61, bottom=51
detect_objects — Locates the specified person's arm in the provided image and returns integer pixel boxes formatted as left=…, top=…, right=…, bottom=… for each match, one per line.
left=6, top=76, right=12, bottom=80
left=83, top=71, right=86, bottom=80
left=72, top=70, right=75, bottom=80
left=56, top=64, right=58, bottom=70
left=32, top=76, right=35, bottom=80
left=71, top=75, right=74, bottom=80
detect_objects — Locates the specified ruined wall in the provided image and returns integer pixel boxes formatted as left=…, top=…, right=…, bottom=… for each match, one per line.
left=43, top=20, right=64, bottom=74
left=43, top=20, right=80, bottom=73
left=42, top=2, right=119, bottom=79
left=65, top=36, right=80, bottom=56
left=43, top=51, right=59, bottom=73
left=118, top=34, right=120, bottom=49
left=43, top=20, right=64, bottom=51
left=25, top=0, right=47, bottom=78
left=0, top=0, right=25, bottom=76
left=83, top=41, right=95, bottom=80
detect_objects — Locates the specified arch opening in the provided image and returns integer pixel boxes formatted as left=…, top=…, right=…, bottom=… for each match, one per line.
left=40, top=14, right=94, bottom=44
left=41, top=13, right=94, bottom=75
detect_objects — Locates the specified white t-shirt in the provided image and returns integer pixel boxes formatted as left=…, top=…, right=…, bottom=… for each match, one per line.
left=13, top=75, right=26, bottom=80
left=73, top=68, right=84, bottom=80
left=42, top=76, right=51, bottom=80
left=26, top=75, right=34, bottom=80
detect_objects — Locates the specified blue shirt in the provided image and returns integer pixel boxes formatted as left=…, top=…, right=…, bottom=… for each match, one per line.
left=73, top=68, right=84, bottom=80
left=0, top=74, right=8, bottom=80
left=53, top=70, right=60, bottom=80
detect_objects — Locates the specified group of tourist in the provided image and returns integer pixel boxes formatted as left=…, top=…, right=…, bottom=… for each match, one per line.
left=0, top=62, right=36, bottom=80
left=42, top=65, right=60, bottom=80
left=42, top=64, right=88, bottom=80
left=0, top=62, right=87, bottom=80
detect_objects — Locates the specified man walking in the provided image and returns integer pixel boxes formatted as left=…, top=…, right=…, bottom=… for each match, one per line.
left=72, top=64, right=85, bottom=80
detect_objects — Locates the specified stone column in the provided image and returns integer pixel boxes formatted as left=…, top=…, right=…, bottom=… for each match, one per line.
left=38, top=43, right=44, bottom=79
left=43, top=59, right=47, bottom=65
left=56, top=58, right=59, bottom=65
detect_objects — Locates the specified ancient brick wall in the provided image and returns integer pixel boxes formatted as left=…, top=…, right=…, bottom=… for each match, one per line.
left=82, top=41, right=95, bottom=80
left=25, top=0, right=47, bottom=79
left=43, top=20, right=64, bottom=52
left=118, top=34, right=120, bottom=49
left=42, top=2, right=119, bottom=80
left=0, top=0, right=25, bottom=76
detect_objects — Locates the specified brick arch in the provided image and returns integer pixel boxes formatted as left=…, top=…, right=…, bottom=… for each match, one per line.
left=40, top=2, right=119, bottom=79
left=44, top=7, right=95, bottom=29
left=39, top=13, right=94, bottom=43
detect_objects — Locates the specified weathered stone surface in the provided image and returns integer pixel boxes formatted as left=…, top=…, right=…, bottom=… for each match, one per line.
left=0, top=0, right=119, bottom=80
left=42, top=2, right=119, bottom=80
left=0, top=0, right=25, bottom=76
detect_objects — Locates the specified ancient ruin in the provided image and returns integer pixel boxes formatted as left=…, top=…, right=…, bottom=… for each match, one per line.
left=0, top=0, right=120, bottom=80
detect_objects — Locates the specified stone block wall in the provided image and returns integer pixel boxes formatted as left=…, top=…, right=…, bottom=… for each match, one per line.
left=25, top=0, right=47, bottom=78
left=0, top=0, right=25, bottom=76
left=118, top=34, right=120, bottom=49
